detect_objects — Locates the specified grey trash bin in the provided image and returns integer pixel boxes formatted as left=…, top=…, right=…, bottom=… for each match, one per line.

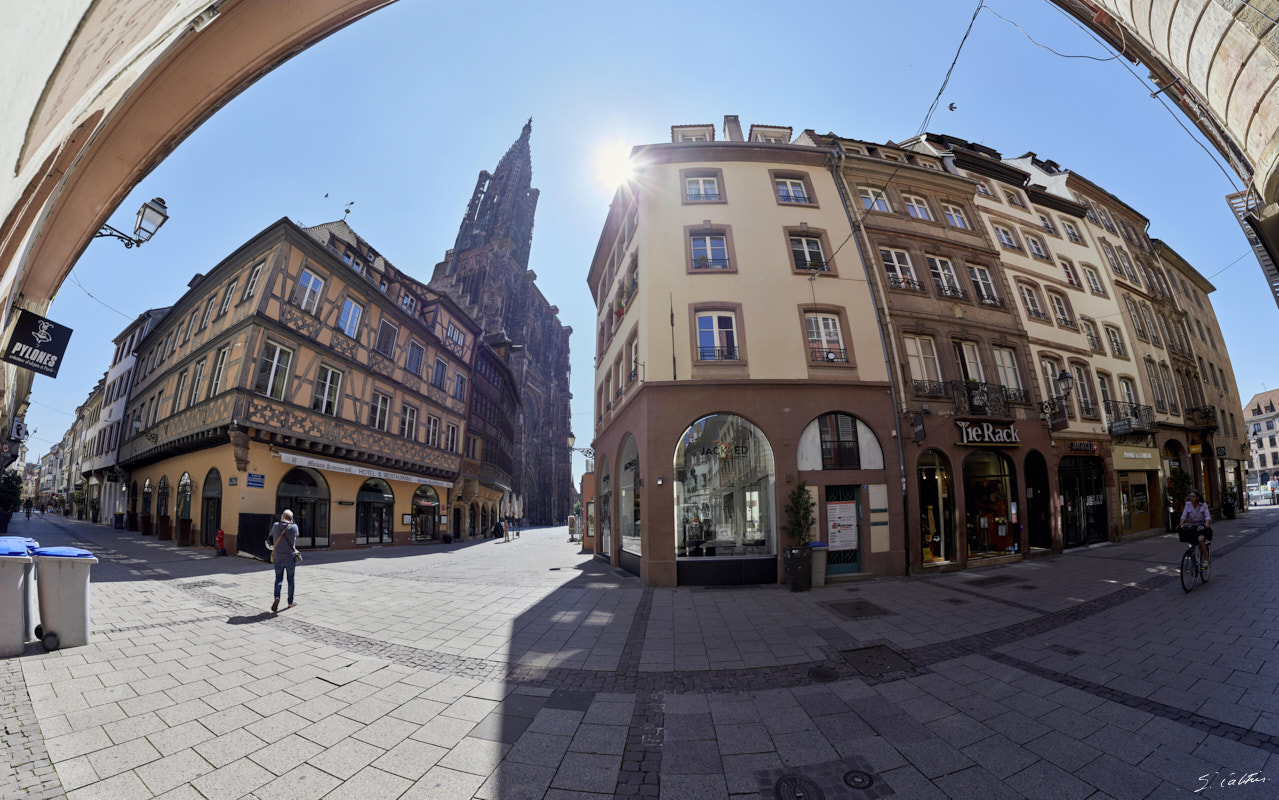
left=809, top=542, right=828, bottom=587
left=32, top=546, right=99, bottom=650
left=0, top=536, right=39, bottom=642
left=0, top=539, right=32, bottom=656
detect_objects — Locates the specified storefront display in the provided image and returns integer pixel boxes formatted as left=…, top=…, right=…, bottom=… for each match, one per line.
left=1059, top=455, right=1106, bottom=548
left=674, top=414, right=776, bottom=559
left=917, top=450, right=954, bottom=562
left=619, top=437, right=641, bottom=557
left=962, top=450, right=1018, bottom=558
left=1116, top=446, right=1161, bottom=535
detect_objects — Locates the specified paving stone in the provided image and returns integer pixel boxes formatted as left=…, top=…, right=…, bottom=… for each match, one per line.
left=248, top=734, right=324, bottom=777
left=196, top=729, right=268, bottom=769
left=659, top=773, right=729, bottom=800
left=86, top=736, right=162, bottom=779
left=297, top=714, right=364, bottom=748
left=1004, top=758, right=1095, bottom=800
left=505, top=732, right=573, bottom=768
left=191, top=757, right=275, bottom=800
left=254, top=763, right=341, bottom=800
left=370, top=738, right=448, bottom=781
left=549, top=752, right=621, bottom=794
left=66, top=769, right=152, bottom=800
left=321, top=765, right=412, bottom=800
left=438, top=735, right=511, bottom=776
left=473, top=762, right=557, bottom=800
left=1025, top=730, right=1103, bottom=773
left=1074, top=754, right=1162, bottom=800
left=409, top=714, right=476, bottom=748
left=961, top=733, right=1039, bottom=779
left=306, top=738, right=385, bottom=781
left=771, top=729, right=839, bottom=768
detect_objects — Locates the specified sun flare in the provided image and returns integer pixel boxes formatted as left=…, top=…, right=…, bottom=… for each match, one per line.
left=591, top=140, right=636, bottom=191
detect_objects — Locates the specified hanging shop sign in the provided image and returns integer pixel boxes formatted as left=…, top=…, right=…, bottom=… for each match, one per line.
left=1189, top=444, right=1203, bottom=454
left=2, top=309, right=73, bottom=379
left=280, top=451, right=455, bottom=489
left=911, top=413, right=926, bottom=444
left=827, top=500, right=859, bottom=552
left=1216, top=446, right=1227, bottom=457
left=1113, top=446, right=1159, bottom=470
left=955, top=420, right=1020, bottom=446
left=1068, top=441, right=1098, bottom=453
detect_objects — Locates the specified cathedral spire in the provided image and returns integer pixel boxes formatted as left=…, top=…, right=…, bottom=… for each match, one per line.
left=450, top=122, right=539, bottom=269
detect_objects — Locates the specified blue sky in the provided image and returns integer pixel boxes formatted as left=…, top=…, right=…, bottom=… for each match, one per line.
left=27, top=0, right=1266, bottom=483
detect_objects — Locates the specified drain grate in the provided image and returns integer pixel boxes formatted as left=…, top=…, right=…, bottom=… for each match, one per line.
left=776, top=774, right=825, bottom=800
left=966, top=574, right=1019, bottom=588
left=824, top=600, right=893, bottom=621
left=843, top=770, right=874, bottom=789
left=841, top=645, right=914, bottom=678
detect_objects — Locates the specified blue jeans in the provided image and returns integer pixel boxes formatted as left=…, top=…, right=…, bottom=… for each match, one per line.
left=273, top=557, right=295, bottom=603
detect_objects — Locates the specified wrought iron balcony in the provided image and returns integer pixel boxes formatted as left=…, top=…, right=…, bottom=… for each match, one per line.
left=887, top=275, right=925, bottom=292
left=1188, top=405, right=1220, bottom=430
left=1002, top=387, right=1029, bottom=404
left=811, top=348, right=848, bottom=363
left=778, top=192, right=810, bottom=204
left=1103, top=400, right=1156, bottom=434
left=1086, top=332, right=1102, bottom=352
left=627, top=367, right=637, bottom=384
left=952, top=380, right=1011, bottom=418
left=976, top=293, right=1005, bottom=308
left=686, top=192, right=721, bottom=201
left=935, top=284, right=967, bottom=299
left=1056, top=316, right=1078, bottom=329
left=692, top=257, right=732, bottom=270
left=794, top=259, right=829, bottom=272
left=912, top=380, right=949, bottom=397
left=1026, top=308, right=1049, bottom=321
left=615, top=386, right=623, bottom=399
left=697, top=346, right=739, bottom=361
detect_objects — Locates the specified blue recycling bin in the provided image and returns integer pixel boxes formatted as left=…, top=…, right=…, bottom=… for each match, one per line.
left=0, top=539, right=32, bottom=656
left=0, top=536, right=38, bottom=643
left=32, top=546, right=98, bottom=650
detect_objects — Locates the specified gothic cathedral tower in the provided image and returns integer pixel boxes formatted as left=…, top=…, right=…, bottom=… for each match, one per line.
left=430, top=121, right=573, bottom=526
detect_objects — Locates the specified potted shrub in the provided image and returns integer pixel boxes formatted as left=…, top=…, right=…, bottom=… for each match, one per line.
left=782, top=481, right=816, bottom=591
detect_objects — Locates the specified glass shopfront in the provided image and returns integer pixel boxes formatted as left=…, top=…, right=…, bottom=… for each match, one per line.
left=411, top=485, right=440, bottom=541
left=277, top=467, right=330, bottom=548
left=917, top=450, right=955, bottom=563
left=202, top=469, right=222, bottom=547
left=619, top=436, right=641, bottom=556
left=962, top=450, right=1018, bottom=558
left=356, top=479, right=394, bottom=544
left=1118, top=445, right=1161, bottom=534
left=1059, top=456, right=1106, bottom=548
left=674, top=414, right=776, bottom=558
left=597, top=456, right=611, bottom=562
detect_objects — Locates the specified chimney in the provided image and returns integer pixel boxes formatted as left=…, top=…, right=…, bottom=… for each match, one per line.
left=723, top=115, right=744, bottom=142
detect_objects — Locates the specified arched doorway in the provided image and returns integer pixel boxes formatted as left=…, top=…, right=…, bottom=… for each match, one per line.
left=1059, top=456, right=1106, bottom=548
left=962, top=450, right=1018, bottom=559
left=157, top=476, right=170, bottom=519
left=142, top=478, right=153, bottom=514
left=468, top=504, right=477, bottom=538
left=411, top=486, right=439, bottom=541
left=202, top=469, right=222, bottom=547
left=1024, top=450, right=1052, bottom=550
left=177, top=473, right=193, bottom=520
left=918, top=450, right=955, bottom=563
left=452, top=507, right=462, bottom=541
left=276, top=468, right=330, bottom=548
left=597, top=456, right=611, bottom=562
left=355, top=479, right=394, bottom=545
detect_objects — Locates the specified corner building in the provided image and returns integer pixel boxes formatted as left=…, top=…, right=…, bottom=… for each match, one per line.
left=588, top=117, right=903, bottom=587
left=118, top=217, right=491, bottom=551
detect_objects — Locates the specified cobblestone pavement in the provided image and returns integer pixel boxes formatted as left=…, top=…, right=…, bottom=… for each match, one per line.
left=4, top=509, right=1279, bottom=799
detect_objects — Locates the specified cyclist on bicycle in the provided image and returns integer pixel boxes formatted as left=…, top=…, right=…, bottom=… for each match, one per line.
left=1178, top=490, right=1212, bottom=568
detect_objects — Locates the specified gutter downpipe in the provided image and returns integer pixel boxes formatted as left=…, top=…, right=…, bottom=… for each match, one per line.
left=826, top=145, right=912, bottom=576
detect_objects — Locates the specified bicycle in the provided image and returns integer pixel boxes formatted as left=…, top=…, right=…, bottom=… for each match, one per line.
left=1179, top=528, right=1211, bottom=593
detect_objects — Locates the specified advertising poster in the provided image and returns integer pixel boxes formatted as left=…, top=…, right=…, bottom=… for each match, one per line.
left=827, top=500, right=858, bottom=551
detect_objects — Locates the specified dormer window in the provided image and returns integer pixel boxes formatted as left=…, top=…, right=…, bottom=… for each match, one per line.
left=672, top=125, right=714, bottom=143
left=748, top=125, right=791, bottom=144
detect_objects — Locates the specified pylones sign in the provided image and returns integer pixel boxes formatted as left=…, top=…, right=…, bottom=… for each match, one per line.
left=2, top=309, right=73, bottom=379
left=955, top=420, right=1021, bottom=446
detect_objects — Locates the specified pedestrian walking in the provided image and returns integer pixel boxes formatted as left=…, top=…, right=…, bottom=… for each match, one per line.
left=503, top=517, right=511, bottom=543
left=268, top=510, right=300, bottom=613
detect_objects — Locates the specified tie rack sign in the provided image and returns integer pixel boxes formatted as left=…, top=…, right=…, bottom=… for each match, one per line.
left=2, top=309, right=73, bottom=379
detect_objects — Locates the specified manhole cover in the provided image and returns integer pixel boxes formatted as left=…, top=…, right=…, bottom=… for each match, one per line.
left=843, top=770, right=874, bottom=789
left=966, top=574, right=1018, bottom=588
left=841, top=645, right=914, bottom=677
left=808, top=666, right=838, bottom=683
left=824, top=600, right=892, bottom=621
left=775, top=774, right=825, bottom=800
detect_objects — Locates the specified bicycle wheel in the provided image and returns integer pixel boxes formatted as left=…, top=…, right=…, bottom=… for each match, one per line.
left=1181, top=548, right=1197, bottom=593
left=1200, top=545, right=1210, bottom=584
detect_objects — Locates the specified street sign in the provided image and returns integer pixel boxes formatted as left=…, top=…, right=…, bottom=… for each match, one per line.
left=247, top=473, right=265, bottom=488
left=2, top=309, right=73, bottom=379
left=1109, top=419, right=1133, bottom=435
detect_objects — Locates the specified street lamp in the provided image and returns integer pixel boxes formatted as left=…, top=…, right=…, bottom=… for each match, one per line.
left=1040, top=370, right=1076, bottom=418
left=133, top=418, right=158, bottom=444
left=1054, top=370, right=1074, bottom=399
left=95, top=198, right=169, bottom=248
left=567, top=434, right=594, bottom=459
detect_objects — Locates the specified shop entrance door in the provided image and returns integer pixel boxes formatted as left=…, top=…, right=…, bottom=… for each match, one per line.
left=1120, top=472, right=1151, bottom=533
left=917, top=450, right=954, bottom=563
left=1060, top=456, right=1106, bottom=548
left=825, top=485, right=860, bottom=574
left=1025, top=451, right=1051, bottom=550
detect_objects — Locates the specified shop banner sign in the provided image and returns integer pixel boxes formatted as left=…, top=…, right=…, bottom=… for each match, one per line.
left=1189, top=444, right=1203, bottom=454
left=280, top=451, right=455, bottom=489
left=955, top=420, right=1020, bottom=446
left=828, top=500, right=858, bottom=551
left=1114, top=447, right=1158, bottom=470
left=2, top=309, right=73, bottom=379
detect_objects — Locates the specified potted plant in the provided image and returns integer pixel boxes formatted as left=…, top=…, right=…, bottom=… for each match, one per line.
left=695, top=254, right=710, bottom=270
left=1220, top=485, right=1238, bottom=520
left=782, top=481, right=816, bottom=591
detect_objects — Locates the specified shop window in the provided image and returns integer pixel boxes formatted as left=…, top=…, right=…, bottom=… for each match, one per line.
left=619, top=436, right=641, bottom=557
left=674, top=414, right=776, bottom=559
left=919, top=450, right=955, bottom=563
left=963, top=450, right=1018, bottom=558
left=355, top=479, right=394, bottom=545
left=277, top=468, right=329, bottom=548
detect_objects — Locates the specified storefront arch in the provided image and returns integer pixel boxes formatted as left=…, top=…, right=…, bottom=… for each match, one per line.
left=157, top=476, right=170, bottom=519
left=672, top=413, right=777, bottom=585
left=355, top=479, right=394, bottom=545
left=177, top=473, right=193, bottom=520
left=277, top=468, right=330, bottom=548
left=130, top=481, right=138, bottom=514
left=202, top=469, right=222, bottom=548
left=142, top=478, right=153, bottom=515
left=1059, top=455, right=1106, bottom=548
left=918, top=449, right=955, bottom=564
left=1024, top=450, right=1052, bottom=550
left=597, top=455, right=612, bottom=562
left=411, top=485, right=440, bottom=542
left=618, top=435, right=640, bottom=574
left=962, top=450, right=1018, bottom=560
left=468, top=503, right=477, bottom=537
left=796, top=412, right=884, bottom=470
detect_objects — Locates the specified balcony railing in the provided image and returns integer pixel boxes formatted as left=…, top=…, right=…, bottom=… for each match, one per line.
left=1103, top=400, right=1156, bottom=434
left=692, top=257, right=732, bottom=270
left=627, top=367, right=637, bottom=384
left=1086, top=332, right=1102, bottom=352
left=779, top=192, right=811, bottom=204
left=913, top=380, right=949, bottom=397
left=1188, top=405, right=1220, bottom=430
left=887, top=275, right=925, bottom=292
left=1056, top=316, right=1078, bottom=329
left=976, top=293, right=1005, bottom=308
left=935, top=284, right=966, bottom=299
left=953, top=380, right=1011, bottom=418
left=811, top=348, right=848, bottom=363
left=615, top=386, right=623, bottom=399
left=1026, top=308, right=1049, bottom=321
left=686, top=192, right=721, bottom=201
left=697, top=346, right=739, bottom=361
left=1078, top=398, right=1100, bottom=418
left=820, top=440, right=861, bottom=470
left=795, top=259, right=829, bottom=272
left=1002, top=387, right=1029, bottom=404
